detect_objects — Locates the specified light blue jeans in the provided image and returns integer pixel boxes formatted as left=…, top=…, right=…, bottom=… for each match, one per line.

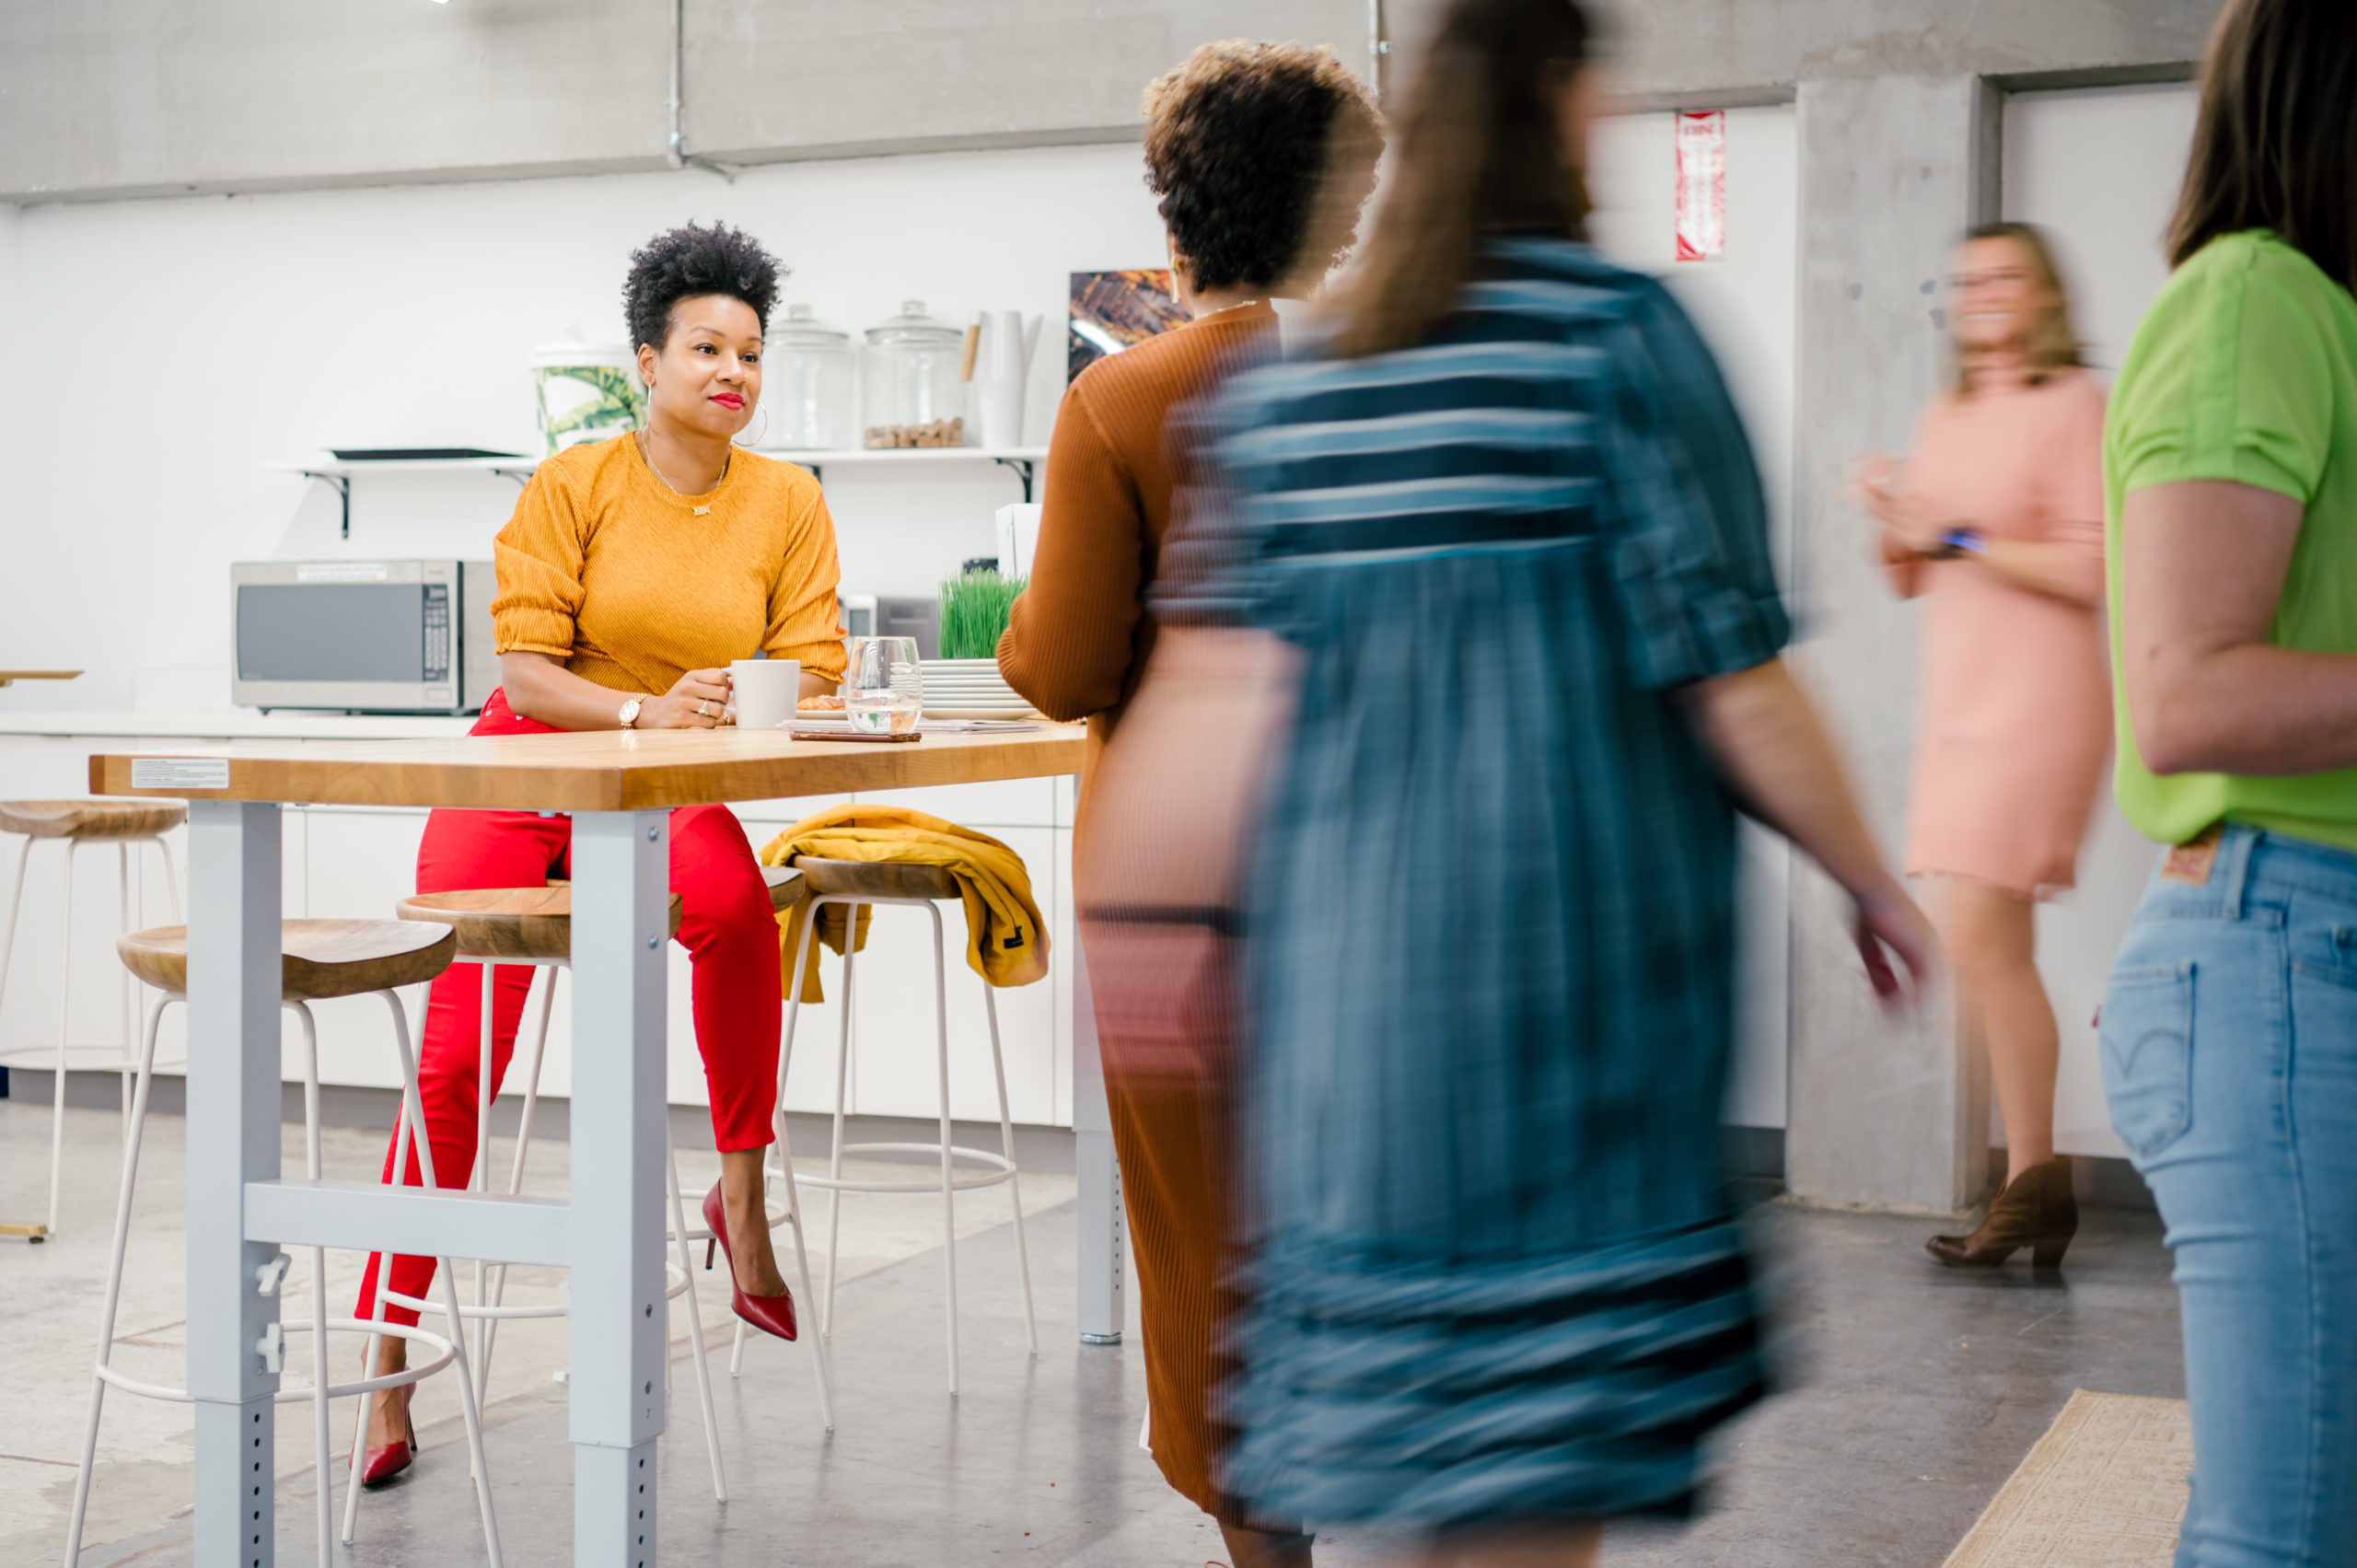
left=2103, top=825, right=2357, bottom=1568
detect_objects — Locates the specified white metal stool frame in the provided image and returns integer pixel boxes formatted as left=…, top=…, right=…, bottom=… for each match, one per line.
left=749, top=887, right=1039, bottom=1396
left=64, top=986, right=502, bottom=1568
left=0, top=826, right=181, bottom=1236
left=371, top=952, right=758, bottom=1499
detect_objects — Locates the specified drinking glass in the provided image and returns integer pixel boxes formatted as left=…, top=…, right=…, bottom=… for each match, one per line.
left=842, top=636, right=923, bottom=734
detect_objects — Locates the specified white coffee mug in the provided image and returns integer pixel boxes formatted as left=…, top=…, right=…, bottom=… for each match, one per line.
left=729, top=657, right=801, bottom=731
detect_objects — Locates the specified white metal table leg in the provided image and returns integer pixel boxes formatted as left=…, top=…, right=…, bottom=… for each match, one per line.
left=49, top=839, right=78, bottom=1237
left=183, top=800, right=284, bottom=1568
left=821, top=918, right=859, bottom=1339
left=380, top=991, right=505, bottom=1567
left=118, top=844, right=133, bottom=1136
left=663, top=1132, right=728, bottom=1500
left=474, top=959, right=497, bottom=1407
left=926, top=904, right=960, bottom=1397
left=0, top=834, right=36, bottom=1214
left=733, top=902, right=839, bottom=1430
left=1070, top=930, right=1126, bottom=1344
left=283, top=1004, right=335, bottom=1566
left=479, top=962, right=555, bottom=1399
left=62, top=992, right=167, bottom=1568
left=0, top=834, right=29, bottom=1026
left=767, top=1106, right=836, bottom=1429
left=568, top=811, right=671, bottom=1568
left=981, top=984, right=1039, bottom=1355
left=157, top=830, right=184, bottom=923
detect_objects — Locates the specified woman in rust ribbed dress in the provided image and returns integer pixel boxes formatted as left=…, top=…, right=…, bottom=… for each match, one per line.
left=1853, top=221, right=2110, bottom=1269
left=995, top=41, right=1380, bottom=1568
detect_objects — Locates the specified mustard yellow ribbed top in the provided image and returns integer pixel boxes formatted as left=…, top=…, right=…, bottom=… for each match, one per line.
left=491, top=434, right=847, bottom=697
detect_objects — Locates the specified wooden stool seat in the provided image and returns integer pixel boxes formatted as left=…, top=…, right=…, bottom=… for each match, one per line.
left=115, top=920, right=458, bottom=1001
left=396, top=886, right=685, bottom=961
left=0, top=798, right=187, bottom=841
left=788, top=854, right=960, bottom=903
left=761, top=864, right=806, bottom=910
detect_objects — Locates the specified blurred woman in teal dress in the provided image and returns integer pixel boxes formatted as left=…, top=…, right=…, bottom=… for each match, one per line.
left=1082, top=2, right=1934, bottom=1562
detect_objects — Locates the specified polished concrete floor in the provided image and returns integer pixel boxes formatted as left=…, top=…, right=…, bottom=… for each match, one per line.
left=3, top=1095, right=2186, bottom=1568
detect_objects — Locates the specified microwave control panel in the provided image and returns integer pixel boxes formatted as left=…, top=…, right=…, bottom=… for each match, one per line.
left=422, top=583, right=451, bottom=682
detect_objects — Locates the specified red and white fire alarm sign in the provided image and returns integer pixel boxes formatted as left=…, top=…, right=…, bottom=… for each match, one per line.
left=1675, top=110, right=1726, bottom=261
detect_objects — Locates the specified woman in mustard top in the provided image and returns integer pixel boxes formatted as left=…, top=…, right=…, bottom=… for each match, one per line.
left=352, top=224, right=846, bottom=1481
left=2102, top=4, right=2357, bottom=1562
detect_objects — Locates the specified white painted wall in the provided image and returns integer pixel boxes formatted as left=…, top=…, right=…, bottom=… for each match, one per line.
left=1591, top=105, right=1801, bottom=1132
left=0, top=143, right=1171, bottom=710
left=2002, top=81, right=2200, bottom=1159
left=0, top=112, right=1800, bottom=1131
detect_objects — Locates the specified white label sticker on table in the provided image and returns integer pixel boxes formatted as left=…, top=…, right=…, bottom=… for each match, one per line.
left=130, top=758, right=231, bottom=790
left=1675, top=110, right=1727, bottom=262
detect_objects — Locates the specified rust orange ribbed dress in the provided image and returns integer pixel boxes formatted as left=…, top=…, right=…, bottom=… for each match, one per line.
left=997, top=302, right=1275, bottom=1520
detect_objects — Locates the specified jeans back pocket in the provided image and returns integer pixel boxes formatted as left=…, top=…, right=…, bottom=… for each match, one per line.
left=2100, top=960, right=2196, bottom=1161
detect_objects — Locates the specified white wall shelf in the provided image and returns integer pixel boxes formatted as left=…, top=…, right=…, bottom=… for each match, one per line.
left=266, top=444, right=1051, bottom=535
left=265, top=454, right=539, bottom=539
left=774, top=447, right=1047, bottom=502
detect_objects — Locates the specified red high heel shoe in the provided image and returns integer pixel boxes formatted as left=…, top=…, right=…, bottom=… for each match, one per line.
left=360, top=1384, right=415, bottom=1485
left=702, top=1181, right=798, bottom=1341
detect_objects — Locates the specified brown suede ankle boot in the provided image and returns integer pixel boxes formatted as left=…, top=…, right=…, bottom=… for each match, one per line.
left=1925, top=1156, right=2077, bottom=1269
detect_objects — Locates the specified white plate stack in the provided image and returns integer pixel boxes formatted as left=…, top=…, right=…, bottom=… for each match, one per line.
left=919, top=657, right=1035, bottom=718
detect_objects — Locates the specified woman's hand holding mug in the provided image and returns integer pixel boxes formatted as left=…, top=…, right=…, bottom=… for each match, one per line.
left=635, top=667, right=735, bottom=728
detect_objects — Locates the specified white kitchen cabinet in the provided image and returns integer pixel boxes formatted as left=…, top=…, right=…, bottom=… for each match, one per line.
left=839, top=823, right=1060, bottom=1126
left=0, top=725, right=1078, bottom=1128
left=878, top=775, right=1057, bottom=830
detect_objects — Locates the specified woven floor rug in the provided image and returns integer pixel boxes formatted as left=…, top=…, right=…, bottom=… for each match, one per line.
left=1941, top=1390, right=2191, bottom=1567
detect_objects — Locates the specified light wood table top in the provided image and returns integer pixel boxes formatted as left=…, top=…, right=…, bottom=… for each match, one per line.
left=0, top=669, right=82, bottom=688
left=88, top=724, right=1087, bottom=812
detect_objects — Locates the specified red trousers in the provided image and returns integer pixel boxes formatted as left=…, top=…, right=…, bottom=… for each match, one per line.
left=355, top=691, right=782, bottom=1326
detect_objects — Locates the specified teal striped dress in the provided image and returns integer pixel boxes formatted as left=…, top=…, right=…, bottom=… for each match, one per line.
left=1185, top=238, right=1787, bottom=1529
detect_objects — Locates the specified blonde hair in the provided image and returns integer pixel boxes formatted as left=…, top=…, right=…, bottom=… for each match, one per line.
left=1952, top=222, right=2084, bottom=394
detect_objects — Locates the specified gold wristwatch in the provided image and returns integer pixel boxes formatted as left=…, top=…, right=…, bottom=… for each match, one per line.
left=617, top=696, right=645, bottom=728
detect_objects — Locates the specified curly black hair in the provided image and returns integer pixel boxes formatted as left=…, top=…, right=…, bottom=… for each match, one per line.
left=1142, top=42, right=1383, bottom=295
left=621, top=222, right=784, bottom=351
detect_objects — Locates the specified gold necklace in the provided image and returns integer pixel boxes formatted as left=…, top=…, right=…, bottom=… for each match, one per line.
left=637, top=428, right=727, bottom=516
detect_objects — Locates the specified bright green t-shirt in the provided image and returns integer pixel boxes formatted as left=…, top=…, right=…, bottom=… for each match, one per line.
left=2107, top=229, right=2357, bottom=853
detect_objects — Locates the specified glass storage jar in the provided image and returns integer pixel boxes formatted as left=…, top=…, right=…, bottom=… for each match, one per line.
left=861, top=300, right=969, bottom=447
left=763, top=304, right=853, bottom=450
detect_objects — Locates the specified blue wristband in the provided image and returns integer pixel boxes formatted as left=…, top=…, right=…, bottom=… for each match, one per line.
left=1939, top=527, right=1987, bottom=556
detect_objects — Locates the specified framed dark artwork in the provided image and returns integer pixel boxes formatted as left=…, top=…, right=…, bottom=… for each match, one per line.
left=1068, top=269, right=1190, bottom=382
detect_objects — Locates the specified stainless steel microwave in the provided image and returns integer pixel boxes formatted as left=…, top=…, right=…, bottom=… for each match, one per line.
left=231, top=560, right=497, bottom=714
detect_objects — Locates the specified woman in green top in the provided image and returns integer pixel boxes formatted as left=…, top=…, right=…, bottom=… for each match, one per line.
left=2101, top=4, right=2357, bottom=1562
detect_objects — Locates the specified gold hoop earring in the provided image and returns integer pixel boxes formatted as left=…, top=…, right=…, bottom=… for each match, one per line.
left=733, top=403, right=770, bottom=449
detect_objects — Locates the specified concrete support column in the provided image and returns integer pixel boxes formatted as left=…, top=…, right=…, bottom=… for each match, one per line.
left=1783, top=74, right=1999, bottom=1214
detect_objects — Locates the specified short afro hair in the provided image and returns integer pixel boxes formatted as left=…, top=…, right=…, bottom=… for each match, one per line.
left=621, top=222, right=784, bottom=352
left=1142, top=41, right=1384, bottom=295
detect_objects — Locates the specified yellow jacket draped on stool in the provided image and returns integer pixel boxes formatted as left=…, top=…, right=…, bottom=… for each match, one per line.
left=757, top=803, right=1050, bottom=1001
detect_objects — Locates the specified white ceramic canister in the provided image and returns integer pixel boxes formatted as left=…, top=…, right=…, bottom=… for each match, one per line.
left=529, top=341, right=644, bottom=456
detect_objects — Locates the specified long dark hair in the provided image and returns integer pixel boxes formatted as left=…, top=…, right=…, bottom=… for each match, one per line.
left=1326, top=0, right=1591, bottom=359
left=2168, top=0, right=2357, bottom=290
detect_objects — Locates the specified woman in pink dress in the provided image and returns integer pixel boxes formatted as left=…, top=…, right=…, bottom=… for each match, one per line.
left=1852, top=221, right=2109, bottom=1269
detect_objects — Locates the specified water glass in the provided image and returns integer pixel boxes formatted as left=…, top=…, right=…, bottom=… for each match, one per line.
left=842, top=636, right=923, bottom=734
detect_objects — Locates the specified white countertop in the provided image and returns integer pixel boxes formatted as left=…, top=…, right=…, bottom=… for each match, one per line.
left=0, top=708, right=479, bottom=739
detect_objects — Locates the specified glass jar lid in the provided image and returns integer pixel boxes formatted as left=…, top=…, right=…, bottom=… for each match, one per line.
left=864, top=299, right=963, bottom=348
left=769, top=303, right=848, bottom=349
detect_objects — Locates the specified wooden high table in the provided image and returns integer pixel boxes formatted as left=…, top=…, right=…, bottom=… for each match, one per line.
left=91, top=725, right=1101, bottom=1568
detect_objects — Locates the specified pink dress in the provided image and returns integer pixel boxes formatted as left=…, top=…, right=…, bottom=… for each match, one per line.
left=1891, top=370, right=2110, bottom=895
